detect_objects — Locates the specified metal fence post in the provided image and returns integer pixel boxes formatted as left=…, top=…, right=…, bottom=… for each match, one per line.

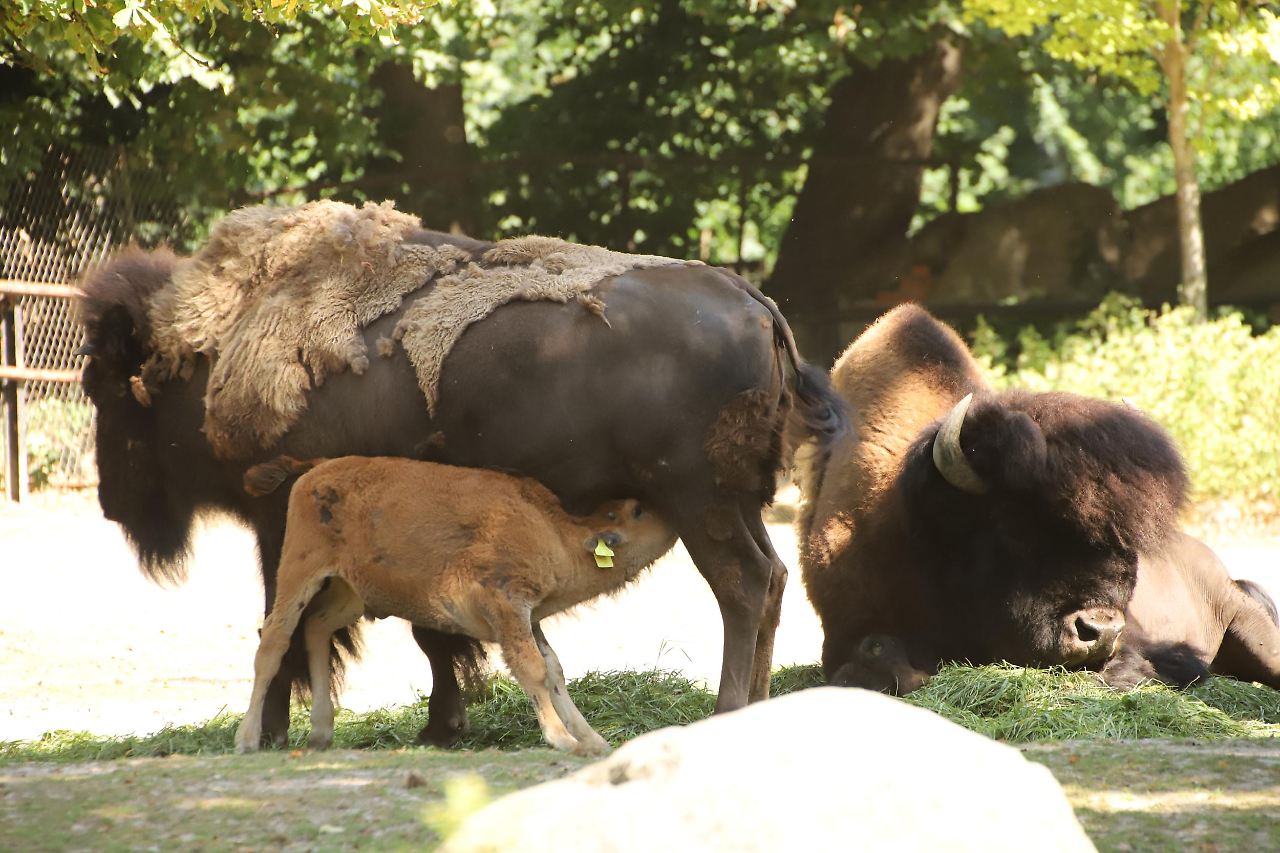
left=2, top=294, right=28, bottom=501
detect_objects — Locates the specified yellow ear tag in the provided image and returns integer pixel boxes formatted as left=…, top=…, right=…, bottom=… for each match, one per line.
left=593, top=538, right=615, bottom=569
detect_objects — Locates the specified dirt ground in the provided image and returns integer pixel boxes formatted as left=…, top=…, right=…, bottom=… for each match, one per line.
left=2, top=489, right=1278, bottom=743
left=1, top=740, right=1277, bottom=851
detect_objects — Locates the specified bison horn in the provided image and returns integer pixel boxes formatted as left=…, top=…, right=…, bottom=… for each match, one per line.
left=932, top=393, right=989, bottom=495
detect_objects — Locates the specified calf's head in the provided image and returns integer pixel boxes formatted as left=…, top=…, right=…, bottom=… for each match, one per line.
left=579, top=499, right=678, bottom=569
left=895, top=389, right=1186, bottom=669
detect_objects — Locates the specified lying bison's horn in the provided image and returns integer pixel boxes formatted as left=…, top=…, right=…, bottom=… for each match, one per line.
left=932, top=393, right=989, bottom=495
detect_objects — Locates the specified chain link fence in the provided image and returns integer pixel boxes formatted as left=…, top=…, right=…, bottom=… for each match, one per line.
left=1, top=145, right=192, bottom=498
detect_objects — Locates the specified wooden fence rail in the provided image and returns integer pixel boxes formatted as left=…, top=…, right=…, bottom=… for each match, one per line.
left=1, top=280, right=84, bottom=501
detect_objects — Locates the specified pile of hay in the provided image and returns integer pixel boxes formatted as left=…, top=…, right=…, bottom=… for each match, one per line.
left=906, top=664, right=1280, bottom=741
left=140, top=201, right=689, bottom=458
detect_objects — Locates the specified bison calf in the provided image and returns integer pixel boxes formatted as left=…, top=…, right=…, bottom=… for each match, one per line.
left=235, top=456, right=676, bottom=756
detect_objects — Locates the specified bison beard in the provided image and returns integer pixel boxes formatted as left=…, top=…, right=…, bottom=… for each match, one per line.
left=79, top=228, right=846, bottom=746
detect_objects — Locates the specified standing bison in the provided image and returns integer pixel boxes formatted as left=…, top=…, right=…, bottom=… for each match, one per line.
left=78, top=202, right=845, bottom=746
left=797, top=304, right=1280, bottom=692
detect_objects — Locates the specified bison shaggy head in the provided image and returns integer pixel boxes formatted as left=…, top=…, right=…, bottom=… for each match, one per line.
left=79, top=249, right=195, bottom=579
left=894, top=389, right=1187, bottom=669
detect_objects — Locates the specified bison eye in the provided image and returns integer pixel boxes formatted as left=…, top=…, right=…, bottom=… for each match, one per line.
left=606, top=511, right=617, bottom=522
left=868, top=641, right=883, bottom=657
left=632, top=503, right=643, bottom=519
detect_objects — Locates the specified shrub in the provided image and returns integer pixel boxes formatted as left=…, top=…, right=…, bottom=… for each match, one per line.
left=972, top=295, right=1280, bottom=503
left=23, top=397, right=95, bottom=489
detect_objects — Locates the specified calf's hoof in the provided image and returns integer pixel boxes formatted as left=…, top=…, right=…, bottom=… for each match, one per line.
left=234, top=726, right=259, bottom=755
left=573, top=733, right=611, bottom=758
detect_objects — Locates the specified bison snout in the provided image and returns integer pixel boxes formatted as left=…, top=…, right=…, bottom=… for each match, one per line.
left=1063, top=608, right=1124, bottom=663
left=600, top=531, right=623, bottom=549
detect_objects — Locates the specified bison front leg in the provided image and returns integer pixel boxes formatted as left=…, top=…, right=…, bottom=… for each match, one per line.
left=255, top=524, right=296, bottom=748
left=411, top=626, right=470, bottom=747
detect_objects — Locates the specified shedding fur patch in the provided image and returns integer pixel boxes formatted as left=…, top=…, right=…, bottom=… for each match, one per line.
left=136, top=201, right=689, bottom=457
left=393, top=235, right=686, bottom=414
left=705, top=389, right=781, bottom=494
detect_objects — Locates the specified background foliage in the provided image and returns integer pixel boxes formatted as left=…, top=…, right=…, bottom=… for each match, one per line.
left=974, top=295, right=1280, bottom=502
left=4, top=1, right=1277, bottom=266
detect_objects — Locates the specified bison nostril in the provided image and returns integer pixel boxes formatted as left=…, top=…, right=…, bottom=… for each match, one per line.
left=1075, top=616, right=1101, bottom=644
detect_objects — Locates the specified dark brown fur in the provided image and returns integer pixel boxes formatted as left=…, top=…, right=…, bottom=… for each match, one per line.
left=797, top=304, right=1253, bottom=693
left=79, top=233, right=847, bottom=746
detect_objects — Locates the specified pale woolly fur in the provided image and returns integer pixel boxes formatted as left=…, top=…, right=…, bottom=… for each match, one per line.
left=137, top=201, right=689, bottom=458
left=394, top=234, right=689, bottom=415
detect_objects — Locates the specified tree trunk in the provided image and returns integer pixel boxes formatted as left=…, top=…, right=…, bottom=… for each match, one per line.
left=363, top=63, right=474, bottom=235
left=1159, top=1, right=1208, bottom=318
left=768, top=37, right=962, bottom=364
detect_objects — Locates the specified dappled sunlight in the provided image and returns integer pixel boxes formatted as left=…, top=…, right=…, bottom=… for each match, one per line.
left=173, top=796, right=262, bottom=813
left=1068, top=786, right=1280, bottom=814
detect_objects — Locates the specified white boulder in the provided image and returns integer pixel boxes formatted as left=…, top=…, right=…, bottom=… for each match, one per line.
left=443, top=686, right=1094, bottom=852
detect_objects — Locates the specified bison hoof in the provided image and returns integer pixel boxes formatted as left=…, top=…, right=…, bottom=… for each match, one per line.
left=260, top=726, right=289, bottom=750
left=417, top=714, right=467, bottom=749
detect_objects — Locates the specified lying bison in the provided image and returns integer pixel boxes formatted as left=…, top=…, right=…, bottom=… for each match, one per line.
left=79, top=204, right=844, bottom=746
left=797, top=304, right=1280, bottom=692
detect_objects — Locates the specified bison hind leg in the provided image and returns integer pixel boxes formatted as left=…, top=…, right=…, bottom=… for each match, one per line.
left=1213, top=598, right=1280, bottom=689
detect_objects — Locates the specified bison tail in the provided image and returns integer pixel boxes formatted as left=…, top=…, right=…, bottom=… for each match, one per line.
left=243, top=456, right=325, bottom=496
left=727, top=275, right=848, bottom=446
left=791, top=359, right=848, bottom=445
left=451, top=634, right=490, bottom=699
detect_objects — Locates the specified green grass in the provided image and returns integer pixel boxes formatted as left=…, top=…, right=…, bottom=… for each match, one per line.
left=3, top=664, right=1277, bottom=764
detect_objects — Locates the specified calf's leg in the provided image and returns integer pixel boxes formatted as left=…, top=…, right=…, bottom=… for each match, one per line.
left=483, top=601, right=583, bottom=754
left=303, top=578, right=366, bottom=750
left=531, top=622, right=610, bottom=755
left=236, top=572, right=331, bottom=754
